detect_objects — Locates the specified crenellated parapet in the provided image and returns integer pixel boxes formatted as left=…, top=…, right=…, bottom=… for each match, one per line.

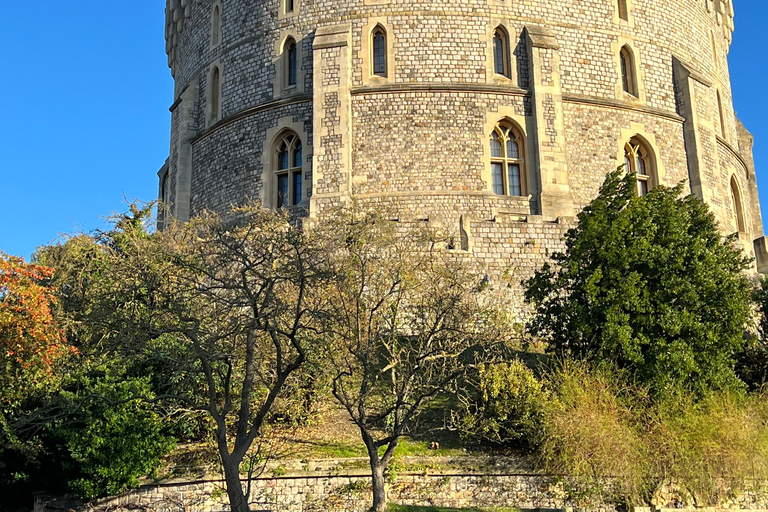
left=706, top=0, right=735, bottom=44
left=165, top=0, right=197, bottom=77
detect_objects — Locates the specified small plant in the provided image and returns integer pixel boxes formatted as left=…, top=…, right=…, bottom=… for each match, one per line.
left=457, top=360, right=548, bottom=450
left=271, top=465, right=288, bottom=477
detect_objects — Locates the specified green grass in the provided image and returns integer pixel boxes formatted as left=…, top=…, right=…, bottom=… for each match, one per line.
left=388, top=506, right=524, bottom=512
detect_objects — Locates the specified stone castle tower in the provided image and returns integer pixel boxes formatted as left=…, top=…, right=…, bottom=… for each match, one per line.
left=159, top=0, right=768, bottom=298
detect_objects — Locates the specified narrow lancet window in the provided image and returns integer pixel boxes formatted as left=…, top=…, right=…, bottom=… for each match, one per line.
left=209, top=66, right=221, bottom=123
left=287, top=39, right=297, bottom=87
left=372, top=27, right=387, bottom=77
left=618, top=0, right=628, bottom=21
left=620, top=46, right=637, bottom=97
left=211, top=5, right=221, bottom=47
left=731, top=176, right=746, bottom=232
left=493, top=30, right=508, bottom=76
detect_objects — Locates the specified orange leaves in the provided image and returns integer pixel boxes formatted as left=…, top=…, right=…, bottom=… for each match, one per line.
left=0, top=253, right=73, bottom=404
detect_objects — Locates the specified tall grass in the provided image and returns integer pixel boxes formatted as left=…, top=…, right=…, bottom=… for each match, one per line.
left=539, top=361, right=768, bottom=507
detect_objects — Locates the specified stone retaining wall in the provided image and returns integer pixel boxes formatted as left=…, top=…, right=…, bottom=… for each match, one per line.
left=35, top=465, right=768, bottom=512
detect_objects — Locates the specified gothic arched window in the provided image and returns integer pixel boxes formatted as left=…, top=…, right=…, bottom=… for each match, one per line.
left=731, top=176, right=746, bottom=232
left=624, top=137, right=655, bottom=196
left=372, top=26, right=387, bottom=77
left=285, top=38, right=297, bottom=87
left=493, top=28, right=510, bottom=77
left=490, top=121, right=525, bottom=197
left=620, top=45, right=638, bottom=97
left=275, top=132, right=303, bottom=208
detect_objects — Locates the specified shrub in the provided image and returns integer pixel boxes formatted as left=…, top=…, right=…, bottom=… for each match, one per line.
left=457, top=360, right=548, bottom=450
left=526, top=170, right=752, bottom=398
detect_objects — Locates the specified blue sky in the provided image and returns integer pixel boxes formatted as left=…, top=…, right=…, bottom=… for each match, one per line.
left=0, top=1, right=767, bottom=259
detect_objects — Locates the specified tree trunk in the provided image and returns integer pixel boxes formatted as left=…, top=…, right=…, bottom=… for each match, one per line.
left=370, top=460, right=388, bottom=512
left=222, top=454, right=250, bottom=512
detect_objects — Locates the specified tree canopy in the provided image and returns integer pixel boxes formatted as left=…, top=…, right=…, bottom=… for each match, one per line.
left=525, top=170, right=753, bottom=397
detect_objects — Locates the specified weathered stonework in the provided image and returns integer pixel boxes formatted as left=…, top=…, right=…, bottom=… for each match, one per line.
left=36, top=456, right=768, bottom=512
left=160, top=0, right=768, bottom=305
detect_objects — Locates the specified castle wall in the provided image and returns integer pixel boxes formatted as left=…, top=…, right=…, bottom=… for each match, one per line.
left=161, top=0, right=765, bottom=297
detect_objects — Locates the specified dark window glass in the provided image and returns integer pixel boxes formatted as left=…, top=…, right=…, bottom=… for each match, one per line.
left=621, top=53, right=630, bottom=93
left=286, top=0, right=294, bottom=12
left=507, top=139, right=519, bottom=159
left=493, top=32, right=506, bottom=75
left=288, top=42, right=297, bottom=86
left=277, top=174, right=289, bottom=208
left=490, top=133, right=502, bottom=158
left=492, top=163, right=504, bottom=195
left=293, top=141, right=302, bottom=167
left=638, top=179, right=648, bottom=197
left=373, top=30, right=386, bottom=76
left=292, top=171, right=302, bottom=204
left=509, top=164, right=522, bottom=196
left=279, top=142, right=290, bottom=170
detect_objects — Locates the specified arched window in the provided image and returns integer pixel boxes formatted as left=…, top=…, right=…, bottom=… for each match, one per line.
left=284, top=38, right=297, bottom=88
left=617, top=0, right=628, bottom=21
left=209, top=66, right=221, bottom=124
left=624, top=137, right=655, bottom=196
left=275, top=132, right=303, bottom=208
left=620, top=45, right=637, bottom=97
left=490, top=121, right=525, bottom=197
left=211, top=5, right=221, bottom=47
left=372, top=27, right=387, bottom=77
left=493, top=28, right=510, bottom=77
left=731, top=176, right=746, bottom=232
left=717, top=90, right=726, bottom=137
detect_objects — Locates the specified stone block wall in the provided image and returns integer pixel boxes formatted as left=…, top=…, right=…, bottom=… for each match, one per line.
left=36, top=467, right=768, bottom=512
left=160, top=0, right=765, bottom=307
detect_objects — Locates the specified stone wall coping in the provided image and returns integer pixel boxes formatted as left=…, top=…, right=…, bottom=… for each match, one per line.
left=350, top=82, right=530, bottom=97
left=562, top=93, right=685, bottom=124
left=191, top=94, right=313, bottom=144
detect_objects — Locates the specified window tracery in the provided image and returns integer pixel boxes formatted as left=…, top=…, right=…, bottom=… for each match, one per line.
left=624, top=137, right=655, bottom=196
left=275, top=132, right=303, bottom=208
left=490, top=122, right=525, bottom=197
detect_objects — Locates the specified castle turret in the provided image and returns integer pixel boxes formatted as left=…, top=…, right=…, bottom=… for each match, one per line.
left=160, top=0, right=766, bottom=305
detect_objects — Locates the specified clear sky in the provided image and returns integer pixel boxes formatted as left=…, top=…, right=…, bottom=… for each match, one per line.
left=1, top=1, right=767, bottom=259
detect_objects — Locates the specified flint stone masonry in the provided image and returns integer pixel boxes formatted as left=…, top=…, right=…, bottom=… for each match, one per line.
left=161, top=0, right=768, bottom=310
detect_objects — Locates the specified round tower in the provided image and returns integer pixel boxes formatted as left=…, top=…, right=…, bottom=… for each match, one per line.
left=160, top=0, right=766, bottom=299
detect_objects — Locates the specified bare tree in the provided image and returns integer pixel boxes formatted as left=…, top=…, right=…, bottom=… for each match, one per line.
left=59, top=206, right=327, bottom=512
left=313, top=208, right=502, bottom=512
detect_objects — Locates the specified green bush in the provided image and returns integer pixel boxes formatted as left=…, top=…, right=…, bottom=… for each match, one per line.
left=54, top=375, right=176, bottom=499
left=457, top=360, right=548, bottom=450
left=526, top=170, right=752, bottom=399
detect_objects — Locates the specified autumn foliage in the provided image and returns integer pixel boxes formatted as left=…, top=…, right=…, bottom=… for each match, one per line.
left=0, top=253, right=71, bottom=405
